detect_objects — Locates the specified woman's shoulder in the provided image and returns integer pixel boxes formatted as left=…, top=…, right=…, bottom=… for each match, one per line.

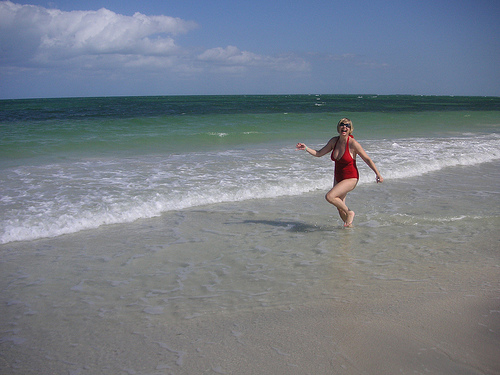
left=349, top=135, right=360, bottom=145
left=348, top=137, right=365, bottom=153
left=321, top=136, right=338, bottom=151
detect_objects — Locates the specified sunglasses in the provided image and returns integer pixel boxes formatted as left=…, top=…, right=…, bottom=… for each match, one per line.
left=339, top=123, right=351, bottom=128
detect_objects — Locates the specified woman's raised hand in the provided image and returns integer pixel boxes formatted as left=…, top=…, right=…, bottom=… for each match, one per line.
left=296, top=143, right=306, bottom=150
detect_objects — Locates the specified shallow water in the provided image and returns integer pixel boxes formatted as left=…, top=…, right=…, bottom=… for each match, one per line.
left=1, top=95, right=499, bottom=244
left=1, top=159, right=498, bottom=373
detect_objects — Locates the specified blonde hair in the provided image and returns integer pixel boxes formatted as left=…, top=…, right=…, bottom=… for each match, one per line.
left=337, top=118, right=353, bottom=135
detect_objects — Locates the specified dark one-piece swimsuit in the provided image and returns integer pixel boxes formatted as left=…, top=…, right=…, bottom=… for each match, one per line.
left=331, top=135, right=359, bottom=182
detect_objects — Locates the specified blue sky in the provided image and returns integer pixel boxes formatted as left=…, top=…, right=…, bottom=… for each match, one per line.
left=1, top=0, right=499, bottom=98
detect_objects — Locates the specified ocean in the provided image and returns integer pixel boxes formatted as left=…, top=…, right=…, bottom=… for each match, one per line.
left=1, top=95, right=499, bottom=374
left=1, top=95, right=499, bottom=244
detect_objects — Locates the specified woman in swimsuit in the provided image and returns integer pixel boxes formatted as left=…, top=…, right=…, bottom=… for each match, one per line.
left=296, top=118, right=383, bottom=227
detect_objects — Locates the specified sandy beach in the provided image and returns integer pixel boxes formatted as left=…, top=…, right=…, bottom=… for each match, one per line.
left=142, top=268, right=499, bottom=375
left=1, top=161, right=499, bottom=374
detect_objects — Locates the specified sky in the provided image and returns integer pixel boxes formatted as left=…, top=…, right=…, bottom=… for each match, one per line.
left=0, top=0, right=499, bottom=99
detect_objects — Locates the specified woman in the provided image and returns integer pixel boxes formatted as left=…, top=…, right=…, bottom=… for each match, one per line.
left=296, top=118, right=383, bottom=227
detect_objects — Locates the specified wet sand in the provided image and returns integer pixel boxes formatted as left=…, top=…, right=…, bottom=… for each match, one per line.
left=1, top=162, right=499, bottom=374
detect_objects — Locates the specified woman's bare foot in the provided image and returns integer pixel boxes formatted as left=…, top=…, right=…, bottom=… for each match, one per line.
left=344, top=210, right=355, bottom=228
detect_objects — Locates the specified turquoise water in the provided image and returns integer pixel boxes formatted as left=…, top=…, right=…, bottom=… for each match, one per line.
left=2, top=95, right=499, bottom=159
left=1, top=95, right=499, bottom=243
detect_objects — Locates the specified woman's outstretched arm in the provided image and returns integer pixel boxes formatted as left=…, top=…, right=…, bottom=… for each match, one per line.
left=350, top=139, right=383, bottom=183
left=296, top=137, right=336, bottom=157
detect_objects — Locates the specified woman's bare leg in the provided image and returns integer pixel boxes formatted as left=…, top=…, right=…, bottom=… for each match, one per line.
left=337, top=207, right=348, bottom=222
left=325, top=179, right=358, bottom=226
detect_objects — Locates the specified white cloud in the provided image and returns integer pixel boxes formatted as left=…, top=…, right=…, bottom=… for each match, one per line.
left=198, top=46, right=309, bottom=72
left=198, top=46, right=258, bottom=64
left=0, top=1, right=312, bottom=97
left=0, top=1, right=197, bottom=65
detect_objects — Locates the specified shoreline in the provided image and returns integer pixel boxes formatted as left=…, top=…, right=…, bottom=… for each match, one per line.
left=1, top=161, right=499, bottom=374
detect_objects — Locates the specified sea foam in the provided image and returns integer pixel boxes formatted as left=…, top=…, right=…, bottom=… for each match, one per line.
left=1, top=134, right=499, bottom=244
